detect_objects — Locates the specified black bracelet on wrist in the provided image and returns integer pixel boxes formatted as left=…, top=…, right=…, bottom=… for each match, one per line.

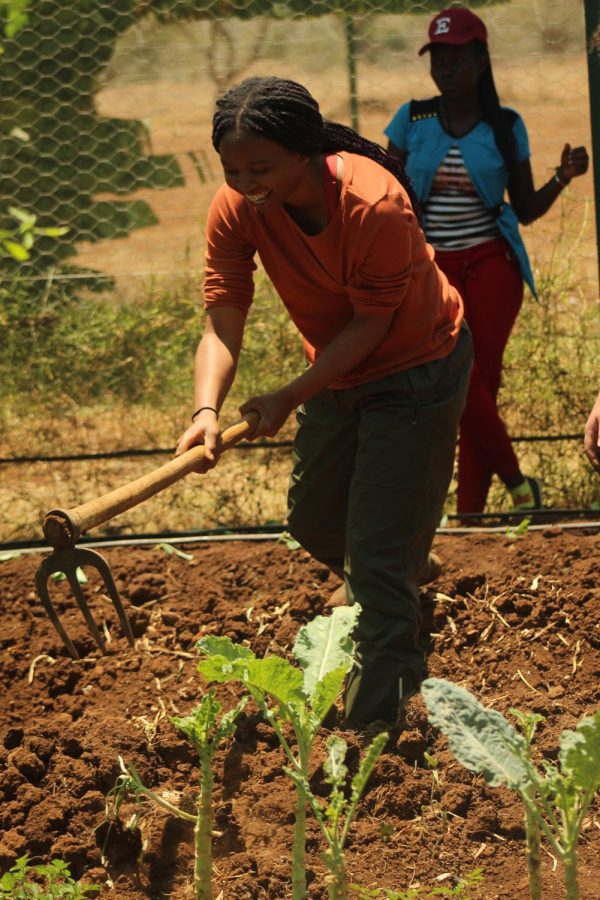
left=554, top=168, right=570, bottom=189
left=191, top=405, right=218, bottom=422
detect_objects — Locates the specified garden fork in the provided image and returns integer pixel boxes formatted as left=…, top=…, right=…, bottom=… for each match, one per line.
left=35, top=414, right=258, bottom=659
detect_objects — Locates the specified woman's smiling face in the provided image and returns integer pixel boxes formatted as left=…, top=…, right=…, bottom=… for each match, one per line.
left=218, top=130, right=311, bottom=212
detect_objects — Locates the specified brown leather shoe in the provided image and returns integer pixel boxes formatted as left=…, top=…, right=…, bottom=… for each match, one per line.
left=344, top=658, right=421, bottom=728
left=326, top=581, right=348, bottom=608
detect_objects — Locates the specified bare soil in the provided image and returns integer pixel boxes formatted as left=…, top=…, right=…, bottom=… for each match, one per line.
left=1, top=530, right=599, bottom=898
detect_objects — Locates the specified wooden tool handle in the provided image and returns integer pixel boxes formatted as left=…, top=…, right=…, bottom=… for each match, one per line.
left=43, top=413, right=259, bottom=549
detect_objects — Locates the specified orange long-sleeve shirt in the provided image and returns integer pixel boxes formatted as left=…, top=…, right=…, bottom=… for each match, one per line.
left=204, top=152, right=463, bottom=390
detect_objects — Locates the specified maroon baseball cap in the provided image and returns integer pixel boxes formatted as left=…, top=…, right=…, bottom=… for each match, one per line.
left=418, top=7, right=488, bottom=55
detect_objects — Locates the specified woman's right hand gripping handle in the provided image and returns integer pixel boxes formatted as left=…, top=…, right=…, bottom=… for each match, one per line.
left=175, top=408, right=221, bottom=474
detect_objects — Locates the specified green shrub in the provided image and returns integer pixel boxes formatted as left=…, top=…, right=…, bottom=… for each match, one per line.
left=0, top=268, right=304, bottom=418
left=0, top=855, right=100, bottom=899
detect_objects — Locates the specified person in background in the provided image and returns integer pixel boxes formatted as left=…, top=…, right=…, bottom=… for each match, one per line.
left=384, top=6, right=589, bottom=517
left=175, top=76, right=472, bottom=727
left=584, top=392, right=600, bottom=473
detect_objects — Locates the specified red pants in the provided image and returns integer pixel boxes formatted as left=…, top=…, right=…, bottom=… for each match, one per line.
left=434, top=238, right=523, bottom=514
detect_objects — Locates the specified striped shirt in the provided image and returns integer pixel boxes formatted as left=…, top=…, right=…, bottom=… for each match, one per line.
left=424, top=144, right=501, bottom=250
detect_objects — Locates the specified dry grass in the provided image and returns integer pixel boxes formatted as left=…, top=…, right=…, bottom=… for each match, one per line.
left=0, top=439, right=291, bottom=544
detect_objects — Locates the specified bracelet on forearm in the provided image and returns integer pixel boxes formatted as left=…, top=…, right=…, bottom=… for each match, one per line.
left=554, top=168, right=570, bottom=189
left=191, top=405, right=218, bottom=422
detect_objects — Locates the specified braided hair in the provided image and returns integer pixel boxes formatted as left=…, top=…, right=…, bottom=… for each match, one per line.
left=472, top=41, right=519, bottom=176
left=212, top=76, right=422, bottom=218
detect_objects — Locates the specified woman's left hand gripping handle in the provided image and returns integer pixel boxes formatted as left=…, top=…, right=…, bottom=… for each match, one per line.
left=175, top=408, right=220, bottom=474
left=240, top=388, right=295, bottom=438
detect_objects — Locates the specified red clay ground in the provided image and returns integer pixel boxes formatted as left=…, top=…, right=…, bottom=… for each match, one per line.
left=1, top=530, right=599, bottom=899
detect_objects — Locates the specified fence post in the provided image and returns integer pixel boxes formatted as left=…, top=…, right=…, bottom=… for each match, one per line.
left=584, top=0, right=600, bottom=292
left=344, top=15, right=359, bottom=132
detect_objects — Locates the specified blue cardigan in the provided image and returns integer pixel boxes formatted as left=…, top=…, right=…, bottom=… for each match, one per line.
left=384, top=98, right=537, bottom=298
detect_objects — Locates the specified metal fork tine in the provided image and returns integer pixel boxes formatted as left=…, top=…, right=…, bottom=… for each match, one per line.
left=35, top=559, right=81, bottom=660
left=34, top=546, right=135, bottom=658
left=65, top=567, right=106, bottom=653
left=76, top=548, right=135, bottom=648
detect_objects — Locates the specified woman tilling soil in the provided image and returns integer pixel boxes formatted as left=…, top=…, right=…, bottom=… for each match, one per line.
left=176, top=76, right=472, bottom=727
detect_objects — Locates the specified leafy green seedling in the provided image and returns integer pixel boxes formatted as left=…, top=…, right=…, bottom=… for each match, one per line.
left=504, top=517, right=531, bottom=540
left=510, top=708, right=545, bottom=899
left=287, top=731, right=387, bottom=898
left=352, top=867, right=483, bottom=898
left=1, top=207, right=68, bottom=261
left=0, top=550, right=22, bottom=562
left=277, top=531, right=301, bottom=551
left=155, top=542, right=194, bottom=561
left=106, top=691, right=246, bottom=900
left=198, top=605, right=360, bottom=900
left=0, top=855, right=100, bottom=898
left=423, top=750, right=441, bottom=798
left=50, top=567, right=87, bottom=585
left=422, top=750, right=448, bottom=829
left=422, top=677, right=600, bottom=899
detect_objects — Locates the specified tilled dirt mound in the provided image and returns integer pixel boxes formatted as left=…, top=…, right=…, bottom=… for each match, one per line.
left=1, top=530, right=599, bottom=899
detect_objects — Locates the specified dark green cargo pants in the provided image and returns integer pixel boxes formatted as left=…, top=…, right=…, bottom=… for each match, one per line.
left=287, top=325, right=473, bottom=725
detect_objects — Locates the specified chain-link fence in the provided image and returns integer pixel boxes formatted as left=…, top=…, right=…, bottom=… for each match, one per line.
left=0, top=0, right=598, bottom=542
left=0, top=0, right=595, bottom=288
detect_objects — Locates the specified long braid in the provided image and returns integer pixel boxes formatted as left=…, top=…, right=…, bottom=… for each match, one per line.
left=212, top=76, right=422, bottom=220
left=320, top=119, right=422, bottom=219
left=474, top=42, right=519, bottom=176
